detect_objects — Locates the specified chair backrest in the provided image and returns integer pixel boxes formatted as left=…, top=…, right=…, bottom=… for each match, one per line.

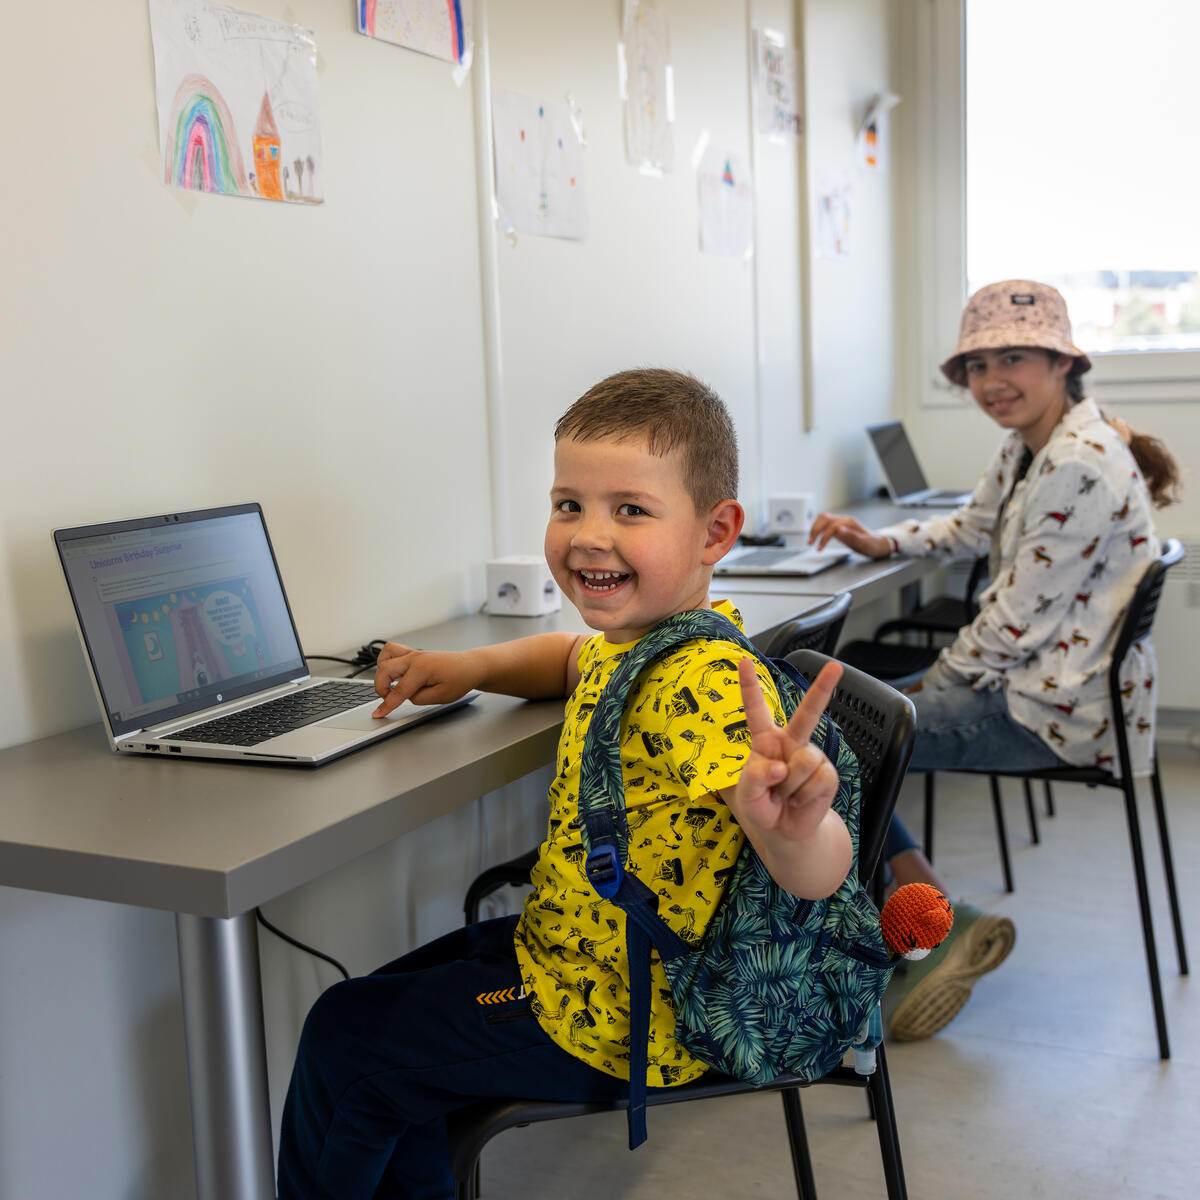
left=785, top=648, right=916, bottom=882
left=753, top=591, right=853, bottom=659
left=1108, top=538, right=1184, bottom=776
left=963, top=555, right=989, bottom=621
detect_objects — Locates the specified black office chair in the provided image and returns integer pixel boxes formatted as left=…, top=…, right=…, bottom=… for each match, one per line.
left=447, top=652, right=917, bottom=1200
left=836, top=555, right=1045, bottom=881
left=463, top=596, right=853, bottom=928
left=942, top=539, right=1187, bottom=1060
left=873, top=555, right=989, bottom=646
left=752, top=591, right=852, bottom=660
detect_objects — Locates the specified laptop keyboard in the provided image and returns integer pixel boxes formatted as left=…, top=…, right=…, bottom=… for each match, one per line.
left=172, top=682, right=378, bottom=747
left=731, top=547, right=810, bottom=566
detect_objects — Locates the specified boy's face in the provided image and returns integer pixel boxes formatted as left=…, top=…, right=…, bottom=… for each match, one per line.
left=545, top=435, right=742, bottom=643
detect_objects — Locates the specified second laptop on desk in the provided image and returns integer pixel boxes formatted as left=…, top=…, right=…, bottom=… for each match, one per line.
left=867, top=420, right=972, bottom=507
left=715, top=543, right=850, bottom=577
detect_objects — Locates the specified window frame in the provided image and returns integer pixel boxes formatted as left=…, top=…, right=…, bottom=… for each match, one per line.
left=910, top=0, right=1200, bottom=408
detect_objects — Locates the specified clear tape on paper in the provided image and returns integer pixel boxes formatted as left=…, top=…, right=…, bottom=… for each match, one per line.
left=492, top=193, right=518, bottom=247
left=451, top=42, right=475, bottom=87
left=565, top=91, right=587, bottom=148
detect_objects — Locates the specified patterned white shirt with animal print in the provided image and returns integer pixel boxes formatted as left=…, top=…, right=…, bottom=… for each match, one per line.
left=878, top=399, right=1159, bottom=775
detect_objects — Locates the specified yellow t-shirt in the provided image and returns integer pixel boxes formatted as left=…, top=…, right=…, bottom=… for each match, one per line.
left=512, top=600, right=785, bottom=1086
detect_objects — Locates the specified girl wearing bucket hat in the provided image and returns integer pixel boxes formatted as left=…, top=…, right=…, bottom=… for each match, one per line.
left=809, top=280, right=1181, bottom=1041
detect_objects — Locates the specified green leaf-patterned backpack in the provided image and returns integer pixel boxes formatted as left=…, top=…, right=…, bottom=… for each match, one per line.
left=578, top=607, right=895, bottom=1148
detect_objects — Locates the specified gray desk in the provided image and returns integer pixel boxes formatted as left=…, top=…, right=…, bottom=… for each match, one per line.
left=0, top=589, right=838, bottom=1200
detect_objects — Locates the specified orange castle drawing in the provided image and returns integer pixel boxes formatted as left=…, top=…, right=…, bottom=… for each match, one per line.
left=252, top=92, right=282, bottom=201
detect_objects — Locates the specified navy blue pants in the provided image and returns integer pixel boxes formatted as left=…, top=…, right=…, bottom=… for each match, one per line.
left=277, top=915, right=643, bottom=1199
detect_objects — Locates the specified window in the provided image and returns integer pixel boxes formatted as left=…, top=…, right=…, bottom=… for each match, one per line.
left=908, top=0, right=1200, bottom=403
left=967, top=0, right=1200, bottom=357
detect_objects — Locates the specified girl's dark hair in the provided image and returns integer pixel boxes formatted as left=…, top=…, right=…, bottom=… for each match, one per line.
left=1053, top=352, right=1183, bottom=508
left=1123, top=428, right=1184, bottom=508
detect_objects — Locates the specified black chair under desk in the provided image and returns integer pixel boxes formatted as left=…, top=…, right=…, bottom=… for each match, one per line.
left=942, top=538, right=1188, bottom=1060
left=450, top=650, right=917, bottom=1200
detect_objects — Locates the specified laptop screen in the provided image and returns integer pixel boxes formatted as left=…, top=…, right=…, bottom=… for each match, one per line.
left=55, top=504, right=307, bottom=737
left=867, top=422, right=929, bottom=498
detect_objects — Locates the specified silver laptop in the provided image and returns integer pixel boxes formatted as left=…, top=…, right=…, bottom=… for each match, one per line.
left=714, top=544, right=850, bottom=577
left=867, top=421, right=973, bottom=507
left=54, top=503, right=476, bottom=765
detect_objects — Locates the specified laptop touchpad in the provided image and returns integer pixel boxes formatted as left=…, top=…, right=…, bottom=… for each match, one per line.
left=323, top=701, right=423, bottom=732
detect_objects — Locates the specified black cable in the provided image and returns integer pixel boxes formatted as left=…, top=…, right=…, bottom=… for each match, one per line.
left=255, top=907, right=350, bottom=981
left=308, top=640, right=391, bottom=679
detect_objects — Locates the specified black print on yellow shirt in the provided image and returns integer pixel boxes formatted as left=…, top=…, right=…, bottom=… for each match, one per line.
left=662, top=687, right=699, bottom=730
left=695, top=657, right=736, bottom=700
left=675, top=728, right=703, bottom=784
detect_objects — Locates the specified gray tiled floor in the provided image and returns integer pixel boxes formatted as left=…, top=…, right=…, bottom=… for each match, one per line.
left=475, top=746, right=1199, bottom=1198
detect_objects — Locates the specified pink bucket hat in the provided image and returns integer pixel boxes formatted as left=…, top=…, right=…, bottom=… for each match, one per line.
left=940, top=280, right=1092, bottom=386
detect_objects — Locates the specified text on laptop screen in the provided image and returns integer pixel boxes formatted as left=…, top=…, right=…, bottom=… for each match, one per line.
left=868, top=422, right=927, bottom=498
left=57, top=507, right=306, bottom=736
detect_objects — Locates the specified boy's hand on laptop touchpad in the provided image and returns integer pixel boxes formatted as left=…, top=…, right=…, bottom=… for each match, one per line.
left=373, top=645, right=477, bottom=716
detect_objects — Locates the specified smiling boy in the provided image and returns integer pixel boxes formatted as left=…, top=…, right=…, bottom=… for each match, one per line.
left=277, top=369, right=852, bottom=1200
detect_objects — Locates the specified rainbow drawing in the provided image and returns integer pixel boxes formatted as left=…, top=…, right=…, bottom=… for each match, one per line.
left=358, top=0, right=470, bottom=65
left=446, top=0, right=465, bottom=63
left=163, top=73, right=249, bottom=196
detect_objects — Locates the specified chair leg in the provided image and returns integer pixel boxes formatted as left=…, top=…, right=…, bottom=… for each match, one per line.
left=1023, top=780, right=1040, bottom=845
left=868, top=1043, right=908, bottom=1200
left=922, top=774, right=935, bottom=863
left=780, top=1087, right=819, bottom=1200
left=989, top=777, right=1014, bottom=893
left=1149, top=753, right=1189, bottom=976
left=1121, top=777, right=1170, bottom=1060
left=1044, top=781, right=1055, bottom=817
left=455, top=1165, right=477, bottom=1200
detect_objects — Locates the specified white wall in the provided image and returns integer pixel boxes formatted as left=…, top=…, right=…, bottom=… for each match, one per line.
left=0, top=1, right=900, bottom=1194
left=760, top=0, right=898, bottom=514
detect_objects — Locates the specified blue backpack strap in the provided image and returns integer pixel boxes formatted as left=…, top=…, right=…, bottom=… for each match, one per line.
left=577, top=607, right=804, bottom=1147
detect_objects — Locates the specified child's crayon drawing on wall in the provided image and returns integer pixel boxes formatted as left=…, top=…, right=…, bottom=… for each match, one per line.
left=620, top=0, right=673, bottom=174
left=697, top=147, right=753, bottom=258
left=150, top=0, right=324, bottom=205
left=357, top=0, right=473, bottom=67
left=491, top=89, right=588, bottom=242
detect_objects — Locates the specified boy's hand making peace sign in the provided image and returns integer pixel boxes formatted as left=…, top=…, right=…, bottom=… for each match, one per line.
left=718, top=659, right=853, bottom=901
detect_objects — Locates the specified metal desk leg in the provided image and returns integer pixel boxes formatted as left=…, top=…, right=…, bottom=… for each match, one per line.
left=176, top=912, right=276, bottom=1200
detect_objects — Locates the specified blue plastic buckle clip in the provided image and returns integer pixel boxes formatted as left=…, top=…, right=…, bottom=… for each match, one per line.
left=585, top=845, right=623, bottom=899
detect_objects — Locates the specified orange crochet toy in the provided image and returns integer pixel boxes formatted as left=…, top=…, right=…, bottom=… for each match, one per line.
left=880, top=882, right=954, bottom=961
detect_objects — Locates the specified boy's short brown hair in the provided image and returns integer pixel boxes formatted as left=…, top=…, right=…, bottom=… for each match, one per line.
left=554, top=369, right=738, bottom=512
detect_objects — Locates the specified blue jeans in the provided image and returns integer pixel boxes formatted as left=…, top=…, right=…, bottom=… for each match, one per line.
left=883, top=682, right=1066, bottom=864
left=277, top=915, right=652, bottom=1200
left=907, top=682, right=1064, bottom=774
